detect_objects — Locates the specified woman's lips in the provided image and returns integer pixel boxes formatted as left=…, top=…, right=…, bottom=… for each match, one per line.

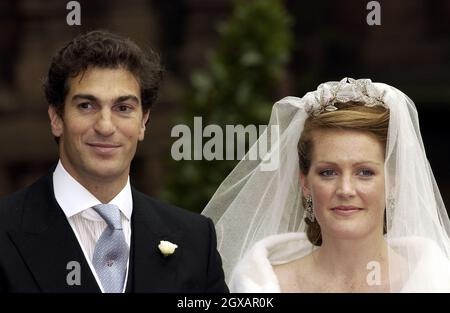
left=331, top=206, right=362, bottom=216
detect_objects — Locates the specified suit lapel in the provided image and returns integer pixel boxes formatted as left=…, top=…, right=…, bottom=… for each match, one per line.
left=126, top=189, right=181, bottom=292
left=8, top=174, right=100, bottom=293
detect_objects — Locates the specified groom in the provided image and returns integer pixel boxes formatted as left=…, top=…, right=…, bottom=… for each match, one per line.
left=0, top=30, right=228, bottom=293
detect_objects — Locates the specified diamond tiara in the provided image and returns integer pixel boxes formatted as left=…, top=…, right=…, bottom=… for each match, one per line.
left=305, top=77, right=388, bottom=116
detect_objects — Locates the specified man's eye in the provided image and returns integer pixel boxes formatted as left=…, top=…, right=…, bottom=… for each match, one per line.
left=79, top=102, right=92, bottom=109
left=116, top=105, right=132, bottom=112
left=319, top=169, right=337, bottom=177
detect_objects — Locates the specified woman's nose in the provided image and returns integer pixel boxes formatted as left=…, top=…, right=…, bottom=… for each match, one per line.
left=336, top=174, right=356, bottom=198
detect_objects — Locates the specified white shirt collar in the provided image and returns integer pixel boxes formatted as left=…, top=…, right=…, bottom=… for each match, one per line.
left=53, top=160, right=132, bottom=221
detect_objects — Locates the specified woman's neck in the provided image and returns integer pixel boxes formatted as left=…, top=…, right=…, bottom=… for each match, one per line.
left=313, top=232, right=389, bottom=291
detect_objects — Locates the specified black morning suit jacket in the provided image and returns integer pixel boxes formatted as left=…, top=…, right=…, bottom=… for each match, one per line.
left=0, top=172, right=229, bottom=293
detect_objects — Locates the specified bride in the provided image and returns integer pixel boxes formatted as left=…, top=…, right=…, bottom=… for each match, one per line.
left=202, top=78, right=450, bottom=292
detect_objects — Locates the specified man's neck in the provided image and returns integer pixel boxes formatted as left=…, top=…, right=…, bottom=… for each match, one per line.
left=78, top=177, right=128, bottom=203
left=60, top=159, right=129, bottom=203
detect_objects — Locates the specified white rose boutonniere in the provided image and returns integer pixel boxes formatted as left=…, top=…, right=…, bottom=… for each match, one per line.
left=158, top=240, right=178, bottom=256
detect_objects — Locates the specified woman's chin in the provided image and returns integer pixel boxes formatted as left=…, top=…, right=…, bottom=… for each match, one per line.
left=322, top=225, right=379, bottom=242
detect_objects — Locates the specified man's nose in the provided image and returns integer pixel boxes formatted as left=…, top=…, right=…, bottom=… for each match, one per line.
left=94, top=109, right=115, bottom=136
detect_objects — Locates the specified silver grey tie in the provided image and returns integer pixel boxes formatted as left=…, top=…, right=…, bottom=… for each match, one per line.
left=92, top=204, right=129, bottom=293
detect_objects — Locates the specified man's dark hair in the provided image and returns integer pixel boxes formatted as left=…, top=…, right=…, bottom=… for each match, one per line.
left=44, top=30, right=163, bottom=115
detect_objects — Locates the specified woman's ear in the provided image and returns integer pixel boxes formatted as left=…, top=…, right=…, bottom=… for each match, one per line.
left=300, top=172, right=311, bottom=196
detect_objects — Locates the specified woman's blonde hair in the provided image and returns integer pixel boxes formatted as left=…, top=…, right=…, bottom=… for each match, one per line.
left=297, top=101, right=390, bottom=245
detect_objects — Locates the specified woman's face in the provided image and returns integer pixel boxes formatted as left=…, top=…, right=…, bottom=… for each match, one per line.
left=300, top=129, right=385, bottom=241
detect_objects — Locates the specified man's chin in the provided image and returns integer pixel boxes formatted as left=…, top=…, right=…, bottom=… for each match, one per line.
left=84, top=163, right=127, bottom=181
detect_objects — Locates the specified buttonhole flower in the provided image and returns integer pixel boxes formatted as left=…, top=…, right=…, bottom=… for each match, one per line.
left=158, top=240, right=178, bottom=256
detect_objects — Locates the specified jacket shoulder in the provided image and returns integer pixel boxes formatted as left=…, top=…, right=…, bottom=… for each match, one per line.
left=0, top=175, right=51, bottom=228
left=132, top=189, right=212, bottom=228
left=132, top=189, right=208, bottom=219
left=0, top=185, right=29, bottom=227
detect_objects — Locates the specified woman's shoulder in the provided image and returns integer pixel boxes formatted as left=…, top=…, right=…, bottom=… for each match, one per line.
left=390, top=236, right=450, bottom=292
left=229, top=232, right=313, bottom=292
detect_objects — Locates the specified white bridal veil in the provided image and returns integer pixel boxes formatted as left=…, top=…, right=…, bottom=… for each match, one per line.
left=202, top=78, right=450, bottom=292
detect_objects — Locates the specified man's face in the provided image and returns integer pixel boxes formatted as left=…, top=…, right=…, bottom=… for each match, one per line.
left=48, top=67, right=149, bottom=185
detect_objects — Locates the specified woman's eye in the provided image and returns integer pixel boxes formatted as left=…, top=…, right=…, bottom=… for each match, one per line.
left=358, top=169, right=374, bottom=177
left=319, top=169, right=337, bottom=177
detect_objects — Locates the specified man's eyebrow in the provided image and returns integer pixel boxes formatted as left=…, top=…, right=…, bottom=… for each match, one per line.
left=71, top=94, right=140, bottom=104
left=116, top=95, right=140, bottom=104
left=72, top=94, right=98, bottom=102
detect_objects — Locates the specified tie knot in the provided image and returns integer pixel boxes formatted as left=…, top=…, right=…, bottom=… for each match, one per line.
left=93, top=204, right=122, bottom=230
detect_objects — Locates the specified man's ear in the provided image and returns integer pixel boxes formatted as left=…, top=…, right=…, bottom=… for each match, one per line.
left=138, top=110, right=150, bottom=141
left=48, top=106, right=63, bottom=138
left=300, top=172, right=311, bottom=197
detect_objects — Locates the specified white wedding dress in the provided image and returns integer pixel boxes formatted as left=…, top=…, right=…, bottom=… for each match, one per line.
left=203, top=78, right=450, bottom=292
left=229, top=232, right=450, bottom=293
